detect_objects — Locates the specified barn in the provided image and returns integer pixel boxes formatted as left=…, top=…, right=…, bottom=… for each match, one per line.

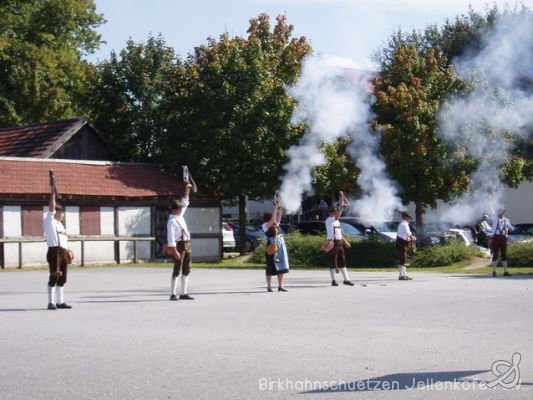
left=0, top=118, right=222, bottom=268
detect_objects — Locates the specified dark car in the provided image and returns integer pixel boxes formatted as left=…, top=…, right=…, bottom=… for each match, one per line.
left=231, top=223, right=266, bottom=252
left=515, top=223, right=533, bottom=235
left=295, top=221, right=366, bottom=240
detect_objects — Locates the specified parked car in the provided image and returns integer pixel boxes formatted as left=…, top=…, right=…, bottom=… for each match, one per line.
left=506, top=225, right=533, bottom=243
left=222, top=221, right=236, bottom=252
left=295, top=220, right=366, bottom=240
left=515, top=223, right=533, bottom=235
left=231, top=223, right=266, bottom=252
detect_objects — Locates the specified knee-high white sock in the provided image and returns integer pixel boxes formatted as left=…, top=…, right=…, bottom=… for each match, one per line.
left=341, top=267, right=350, bottom=281
left=329, top=269, right=336, bottom=281
left=402, top=266, right=407, bottom=277
left=47, top=285, right=56, bottom=304
left=170, top=276, right=178, bottom=295
left=398, top=265, right=404, bottom=277
left=492, top=261, right=498, bottom=272
left=180, top=275, right=189, bottom=295
left=503, top=261, right=508, bottom=272
left=57, top=286, right=64, bottom=304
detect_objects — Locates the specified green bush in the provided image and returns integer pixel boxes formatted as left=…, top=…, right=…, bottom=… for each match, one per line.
left=250, top=234, right=485, bottom=268
left=410, top=241, right=483, bottom=268
left=250, top=232, right=397, bottom=268
left=507, top=242, right=533, bottom=267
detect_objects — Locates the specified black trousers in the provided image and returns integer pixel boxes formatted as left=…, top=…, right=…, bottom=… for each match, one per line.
left=491, top=235, right=507, bottom=261
left=172, top=241, right=192, bottom=277
left=47, top=247, right=68, bottom=287
left=329, top=240, right=346, bottom=270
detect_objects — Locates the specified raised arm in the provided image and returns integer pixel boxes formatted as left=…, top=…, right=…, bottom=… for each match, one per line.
left=48, top=170, right=56, bottom=212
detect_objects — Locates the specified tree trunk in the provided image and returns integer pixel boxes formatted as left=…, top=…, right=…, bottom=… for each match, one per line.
left=238, top=194, right=248, bottom=255
left=415, top=201, right=424, bottom=239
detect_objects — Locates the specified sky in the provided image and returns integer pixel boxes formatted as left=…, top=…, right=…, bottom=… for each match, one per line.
left=89, top=0, right=532, bottom=69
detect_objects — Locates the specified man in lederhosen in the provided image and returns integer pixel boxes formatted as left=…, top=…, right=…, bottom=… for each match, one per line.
left=491, top=208, right=514, bottom=277
left=167, top=183, right=194, bottom=300
left=43, top=178, right=72, bottom=310
left=396, top=211, right=415, bottom=281
left=324, top=206, right=354, bottom=286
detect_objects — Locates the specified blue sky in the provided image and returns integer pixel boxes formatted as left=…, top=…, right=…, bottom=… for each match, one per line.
left=89, top=0, right=532, bottom=68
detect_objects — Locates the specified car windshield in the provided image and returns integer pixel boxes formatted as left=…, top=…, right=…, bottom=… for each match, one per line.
left=372, top=222, right=397, bottom=232
left=340, top=222, right=362, bottom=236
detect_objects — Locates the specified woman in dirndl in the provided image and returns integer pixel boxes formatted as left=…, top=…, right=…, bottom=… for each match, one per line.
left=261, top=204, right=289, bottom=292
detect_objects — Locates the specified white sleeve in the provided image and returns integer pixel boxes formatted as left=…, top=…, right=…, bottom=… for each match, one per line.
left=180, top=196, right=190, bottom=215
left=167, top=219, right=177, bottom=247
left=325, top=218, right=334, bottom=240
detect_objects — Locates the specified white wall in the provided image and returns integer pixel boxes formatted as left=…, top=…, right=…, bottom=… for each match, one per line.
left=502, top=181, right=533, bottom=223
left=65, top=206, right=80, bottom=235
left=118, top=207, right=151, bottom=262
left=186, top=207, right=221, bottom=261
left=3, top=206, right=22, bottom=267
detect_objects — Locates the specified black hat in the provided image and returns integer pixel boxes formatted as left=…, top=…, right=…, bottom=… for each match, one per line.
left=170, top=200, right=186, bottom=210
left=401, top=211, right=413, bottom=219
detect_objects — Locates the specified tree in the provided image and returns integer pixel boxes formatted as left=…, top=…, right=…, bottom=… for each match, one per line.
left=87, top=35, right=184, bottom=161
left=312, top=138, right=360, bottom=202
left=162, top=14, right=311, bottom=253
left=0, top=0, right=104, bottom=126
left=373, top=41, right=472, bottom=227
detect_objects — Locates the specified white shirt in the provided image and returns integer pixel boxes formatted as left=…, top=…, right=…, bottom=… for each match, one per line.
left=397, top=220, right=412, bottom=241
left=167, top=197, right=190, bottom=246
left=492, top=214, right=513, bottom=237
left=325, top=216, right=342, bottom=240
left=43, top=211, right=68, bottom=248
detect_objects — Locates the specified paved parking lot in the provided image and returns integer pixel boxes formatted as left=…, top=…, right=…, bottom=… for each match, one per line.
left=1, top=267, right=532, bottom=399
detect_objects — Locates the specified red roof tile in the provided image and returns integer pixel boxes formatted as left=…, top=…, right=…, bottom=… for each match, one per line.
left=0, top=118, right=88, bottom=157
left=0, top=158, right=184, bottom=198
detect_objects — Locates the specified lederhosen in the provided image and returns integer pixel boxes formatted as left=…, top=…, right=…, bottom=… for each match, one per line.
left=172, top=217, right=192, bottom=277
left=330, top=224, right=346, bottom=271
left=265, top=225, right=287, bottom=276
left=47, top=224, right=68, bottom=287
left=492, top=219, right=508, bottom=262
left=396, top=237, right=409, bottom=265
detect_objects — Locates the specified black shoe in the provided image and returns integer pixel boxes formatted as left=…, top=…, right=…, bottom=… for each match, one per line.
left=169, top=294, right=178, bottom=301
left=331, top=280, right=339, bottom=286
left=267, top=287, right=273, bottom=292
left=492, top=271, right=497, bottom=277
left=56, top=303, right=72, bottom=309
left=504, top=271, right=512, bottom=277
left=278, top=287, right=288, bottom=292
left=47, top=303, right=57, bottom=310
left=179, top=294, right=194, bottom=300
left=399, top=276, right=408, bottom=281
left=343, top=280, right=354, bottom=286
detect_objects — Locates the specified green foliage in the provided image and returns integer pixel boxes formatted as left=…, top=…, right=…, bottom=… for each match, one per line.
left=250, top=232, right=398, bottom=268
left=251, top=233, right=484, bottom=268
left=410, top=241, right=483, bottom=268
left=0, top=0, right=104, bottom=125
left=507, top=242, right=533, bottom=267
left=373, top=43, right=470, bottom=223
left=161, top=14, right=312, bottom=199
left=312, top=138, right=360, bottom=199
left=87, top=35, right=184, bottom=161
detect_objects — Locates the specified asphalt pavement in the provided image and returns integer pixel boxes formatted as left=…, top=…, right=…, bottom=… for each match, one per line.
left=1, top=267, right=532, bottom=399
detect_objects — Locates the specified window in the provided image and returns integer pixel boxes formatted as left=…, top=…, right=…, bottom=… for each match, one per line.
left=80, top=206, right=101, bottom=235
left=22, top=206, right=44, bottom=236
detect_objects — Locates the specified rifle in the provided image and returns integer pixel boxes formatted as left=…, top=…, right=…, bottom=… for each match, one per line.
left=49, top=169, right=61, bottom=199
left=182, top=166, right=197, bottom=193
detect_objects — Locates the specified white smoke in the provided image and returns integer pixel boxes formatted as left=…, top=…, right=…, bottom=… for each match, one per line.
left=432, top=12, right=533, bottom=225
left=280, top=55, right=402, bottom=221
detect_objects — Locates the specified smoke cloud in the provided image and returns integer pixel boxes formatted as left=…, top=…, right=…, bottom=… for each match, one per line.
left=432, top=12, right=533, bottom=224
left=280, top=55, right=402, bottom=221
